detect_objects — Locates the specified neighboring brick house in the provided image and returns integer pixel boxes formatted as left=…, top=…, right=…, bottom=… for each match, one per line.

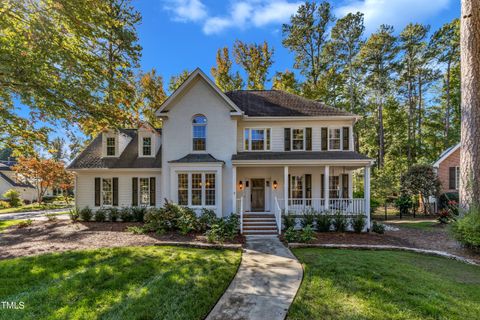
left=433, top=143, right=460, bottom=195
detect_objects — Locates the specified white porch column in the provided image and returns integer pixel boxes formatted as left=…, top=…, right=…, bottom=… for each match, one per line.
left=364, top=166, right=371, bottom=229
left=324, top=165, right=329, bottom=211
left=232, top=166, right=237, bottom=213
left=348, top=171, right=353, bottom=198
left=284, top=166, right=289, bottom=213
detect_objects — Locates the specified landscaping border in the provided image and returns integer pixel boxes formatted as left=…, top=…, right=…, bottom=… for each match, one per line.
left=288, top=243, right=479, bottom=266
left=152, top=241, right=243, bottom=250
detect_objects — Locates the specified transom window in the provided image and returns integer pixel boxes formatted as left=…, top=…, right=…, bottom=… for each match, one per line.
left=329, top=128, right=341, bottom=150
left=102, top=178, right=113, bottom=205
left=139, top=178, right=150, bottom=205
left=177, top=172, right=216, bottom=206
left=292, top=129, right=305, bottom=150
left=244, top=128, right=271, bottom=151
left=192, top=115, right=207, bottom=151
left=106, top=137, right=116, bottom=156
left=142, top=137, right=152, bottom=156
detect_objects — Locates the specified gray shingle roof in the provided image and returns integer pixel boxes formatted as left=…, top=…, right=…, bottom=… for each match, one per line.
left=0, top=172, right=34, bottom=188
left=225, top=90, right=356, bottom=117
left=67, top=129, right=162, bottom=170
left=169, top=153, right=224, bottom=163
left=232, top=151, right=371, bottom=161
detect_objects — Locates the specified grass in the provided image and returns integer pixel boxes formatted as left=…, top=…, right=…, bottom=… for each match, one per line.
left=0, top=202, right=72, bottom=214
left=289, top=249, right=480, bottom=320
left=0, top=246, right=241, bottom=320
left=0, top=219, right=22, bottom=232
left=393, top=221, right=441, bottom=230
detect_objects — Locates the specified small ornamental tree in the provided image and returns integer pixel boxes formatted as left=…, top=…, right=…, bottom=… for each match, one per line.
left=401, top=165, right=441, bottom=214
left=13, top=157, right=69, bottom=203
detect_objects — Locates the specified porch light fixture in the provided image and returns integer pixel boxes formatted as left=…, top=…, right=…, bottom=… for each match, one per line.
left=273, top=180, right=278, bottom=189
left=239, top=181, right=243, bottom=190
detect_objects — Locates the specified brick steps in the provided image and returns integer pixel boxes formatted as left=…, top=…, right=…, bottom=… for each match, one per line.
left=242, top=213, right=278, bottom=235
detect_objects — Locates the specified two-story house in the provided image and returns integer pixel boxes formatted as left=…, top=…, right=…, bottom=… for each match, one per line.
left=68, top=68, right=374, bottom=234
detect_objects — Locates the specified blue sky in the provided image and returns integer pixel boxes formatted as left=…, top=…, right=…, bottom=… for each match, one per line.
left=137, top=0, right=459, bottom=87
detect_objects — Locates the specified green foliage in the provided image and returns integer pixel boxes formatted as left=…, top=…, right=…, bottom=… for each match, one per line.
left=205, top=214, right=239, bottom=243
left=395, top=194, right=413, bottom=216
left=284, top=227, right=300, bottom=243
left=451, top=206, right=480, bottom=248
left=315, top=214, right=332, bottom=232
left=17, top=219, right=33, bottom=228
left=94, top=209, right=107, bottom=222
left=168, top=70, right=190, bottom=93
left=272, top=70, right=299, bottom=94
left=45, top=213, right=57, bottom=222
left=126, top=226, right=146, bottom=235
left=2, top=189, right=22, bottom=207
left=177, top=207, right=198, bottom=235
left=332, top=212, right=347, bottom=232
left=79, top=207, right=93, bottom=222
left=401, top=165, right=441, bottom=214
left=300, top=208, right=316, bottom=228
left=351, top=215, right=366, bottom=233
left=233, top=40, right=274, bottom=90
left=131, top=207, right=146, bottom=222
left=438, top=192, right=459, bottom=211
left=107, top=208, right=119, bottom=222
left=0, top=201, right=11, bottom=209
left=211, top=47, right=244, bottom=91
left=283, top=213, right=297, bottom=230
left=120, top=207, right=134, bottom=222
left=299, top=225, right=316, bottom=243
left=372, top=221, right=385, bottom=234
left=69, top=208, right=80, bottom=222
left=198, top=209, right=218, bottom=232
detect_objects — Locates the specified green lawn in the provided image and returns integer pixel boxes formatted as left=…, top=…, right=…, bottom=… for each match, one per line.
left=289, top=249, right=480, bottom=320
left=0, top=203, right=72, bottom=214
left=0, top=219, right=22, bottom=232
left=0, top=246, right=241, bottom=320
left=393, top=221, right=440, bottom=230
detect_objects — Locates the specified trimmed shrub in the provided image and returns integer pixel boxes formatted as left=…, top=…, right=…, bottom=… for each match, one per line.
left=284, top=227, right=299, bottom=243
left=205, top=214, right=239, bottom=243
left=131, top=206, right=147, bottom=222
left=2, top=189, right=22, bottom=207
left=107, top=208, right=119, bottom=222
left=332, top=211, right=347, bottom=232
left=198, top=208, right=218, bottom=232
left=299, top=225, right=316, bottom=243
left=144, top=208, right=169, bottom=233
left=126, top=226, right=146, bottom=235
left=94, top=209, right=107, bottom=222
left=177, top=207, right=198, bottom=235
left=451, top=206, right=480, bottom=249
left=79, top=207, right=93, bottom=221
left=120, top=207, right=133, bottom=222
left=0, top=200, right=11, bottom=209
left=69, top=208, right=80, bottom=222
left=372, top=221, right=385, bottom=234
left=315, top=214, right=331, bottom=232
left=300, top=208, right=316, bottom=228
left=351, top=214, right=366, bottom=233
left=283, top=214, right=296, bottom=230
left=438, top=192, right=459, bottom=211
left=395, top=194, right=413, bottom=216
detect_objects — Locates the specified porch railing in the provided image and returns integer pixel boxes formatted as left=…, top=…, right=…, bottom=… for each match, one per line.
left=279, top=198, right=365, bottom=215
left=274, top=197, right=282, bottom=234
left=239, top=196, right=244, bottom=234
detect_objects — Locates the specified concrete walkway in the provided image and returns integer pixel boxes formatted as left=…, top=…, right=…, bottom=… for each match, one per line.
left=0, top=208, right=71, bottom=221
left=207, top=236, right=303, bottom=320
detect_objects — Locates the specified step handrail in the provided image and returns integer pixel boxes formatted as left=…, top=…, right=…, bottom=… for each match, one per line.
left=239, top=196, right=244, bottom=234
left=274, top=197, right=282, bottom=234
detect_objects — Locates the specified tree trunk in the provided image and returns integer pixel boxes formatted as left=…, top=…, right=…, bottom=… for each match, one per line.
left=460, top=0, right=480, bottom=209
left=378, top=99, right=385, bottom=168
left=445, top=61, right=452, bottom=146
left=417, top=74, right=423, bottom=153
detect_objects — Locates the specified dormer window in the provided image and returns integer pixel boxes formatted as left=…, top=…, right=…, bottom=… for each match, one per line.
left=106, top=137, right=116, bottom=156
left=142, top=137, right=152, bottom=156
left=192, top=115, right=207, bottom=151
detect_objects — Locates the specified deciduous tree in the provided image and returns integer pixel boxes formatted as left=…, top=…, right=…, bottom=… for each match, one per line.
left=211, top=47, right=244, bottom=92
left=233, top=40, right=274, bottom=90
left=272, top=70, right=299, bottom=94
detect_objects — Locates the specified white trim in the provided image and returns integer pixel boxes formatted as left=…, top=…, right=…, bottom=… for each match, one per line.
left=328, top=127, right=342, bottom=151
left=138, top=135, right=155, bottom=158
left=433, top=143, right=460, bottom=168
left=156, top=68, right=243, bottom=115
left=243, top=115, right=360, bottom=121
left=232, top=159, right=375, bottom=166
left=191, top=114, right=208, bottom=152
left=243, top=127, right=272, bottom=151
left=68, top=168, right=162, bottom=172
left=290, top=128, right=306, bottom=151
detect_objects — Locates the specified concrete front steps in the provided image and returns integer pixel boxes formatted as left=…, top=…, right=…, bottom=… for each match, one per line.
left=242, top=212, right=278, bottom=236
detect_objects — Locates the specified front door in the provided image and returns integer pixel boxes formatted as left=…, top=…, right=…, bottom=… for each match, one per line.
left=251, top=179, right=265, bottom=212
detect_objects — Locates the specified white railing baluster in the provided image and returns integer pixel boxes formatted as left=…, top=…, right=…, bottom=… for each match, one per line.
left=240, top=196, right=244, bottom=234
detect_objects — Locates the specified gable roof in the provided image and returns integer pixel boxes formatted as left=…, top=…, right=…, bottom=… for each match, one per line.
left=156, top=68, right=243, bottom=115
left=225, top=90, right=357, bottom=117
left=169, top=153, right=224, bottom=164
left=67, top=129, right=162, bottom=170
left=433, top=143, right=460, bottom=167
left=0, top=172, right=33, bottom=188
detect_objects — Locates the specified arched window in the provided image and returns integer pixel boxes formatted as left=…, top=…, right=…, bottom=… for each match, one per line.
left=192, top=115, right=207, bottom=151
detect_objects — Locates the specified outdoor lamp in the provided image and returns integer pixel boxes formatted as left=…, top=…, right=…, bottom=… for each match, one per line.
left=273, top=180, right=278, bottom=189
left=239, top=181, right=243, bottom=190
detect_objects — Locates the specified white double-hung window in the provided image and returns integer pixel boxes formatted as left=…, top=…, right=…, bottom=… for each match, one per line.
left=177, top=173, right=216, bottom=206
left=291, top=128, right=305, bottom=150
left=244, top=128, right=271, bottom=151
left=102, top=178, right=113, bottom=205
left=329, top=128, right=341, bottom=150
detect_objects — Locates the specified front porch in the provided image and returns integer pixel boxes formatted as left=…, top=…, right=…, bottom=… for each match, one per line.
left=232, top=164, right=371, bottom=234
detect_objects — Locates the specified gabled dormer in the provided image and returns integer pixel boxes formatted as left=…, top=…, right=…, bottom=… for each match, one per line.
left=137, top=122, right=161, bottom=158
left=101, top=129, right=132, bottom=158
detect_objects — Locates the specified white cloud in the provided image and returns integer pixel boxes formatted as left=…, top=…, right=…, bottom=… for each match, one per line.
left=164, top=0, right=207, bottom=22
left=165, top=0, right=301, bottom=35
left=336, top=0, right=451, bottom=34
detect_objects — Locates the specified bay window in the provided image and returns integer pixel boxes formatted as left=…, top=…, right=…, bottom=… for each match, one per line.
left=244, top=128, right=271, bottom=151
left=177, top=172, right=216, bottom=206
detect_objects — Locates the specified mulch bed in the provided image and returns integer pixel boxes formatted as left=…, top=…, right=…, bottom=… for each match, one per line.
left=0, top=220, right=244, bottom=260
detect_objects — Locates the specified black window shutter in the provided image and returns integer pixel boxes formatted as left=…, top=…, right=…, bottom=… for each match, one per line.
left=449, top=167, right=456, bottom=189
left=113, top=177, right=119, bottom=206
left=284, top=128, right=291, bottom=151
left=320, top=174, right=325, bottom=198
left=132, top=177, right=138, bottom=206
left=94, top=177, right=101, bottom=207
left=306, top=128, right=312, bottom=151
left=150, top=177, right=156, bottom=206
left=342, top=174, right=349, bottom=198
left=321, top=128, right=328, bottom=151
left=343, top=127, right=350, bottom=150
left=305, top=174, right=312, bottom=198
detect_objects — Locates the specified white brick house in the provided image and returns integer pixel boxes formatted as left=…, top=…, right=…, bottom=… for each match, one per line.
left=68, top=68, right=374, bottom=234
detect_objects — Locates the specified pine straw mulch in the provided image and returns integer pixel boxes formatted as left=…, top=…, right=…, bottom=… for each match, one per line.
left=0, top=220, right=244, bottom=260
